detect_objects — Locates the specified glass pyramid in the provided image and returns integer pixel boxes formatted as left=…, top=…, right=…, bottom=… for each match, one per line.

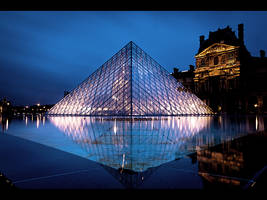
left=48, top=41, right=213, bottom=116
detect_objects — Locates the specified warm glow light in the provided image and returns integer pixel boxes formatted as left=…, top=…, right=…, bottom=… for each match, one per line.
left=254, top=104, right=258, bottom=108
left=255, top=116, right=258, bottom=131
left=36, top=115, right=39, bottom=128
left=43, top=116, right=45, bottom=125
left=37, top=103, right=40, bottom=106
left=114, top=119, right=117, bottom=134
left=6, top=119, right=8, bottom=131
left=122, top=154, right=125, bottom=169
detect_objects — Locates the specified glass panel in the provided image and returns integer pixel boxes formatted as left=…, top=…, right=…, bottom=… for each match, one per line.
left=48, top=42, right=213, bottom=116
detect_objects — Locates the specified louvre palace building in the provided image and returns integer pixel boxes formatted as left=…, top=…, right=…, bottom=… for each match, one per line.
left=172, top=24, right=267, bottom=114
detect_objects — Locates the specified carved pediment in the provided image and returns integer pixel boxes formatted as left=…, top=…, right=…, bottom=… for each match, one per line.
left=196, top=43, right=239, bottom=58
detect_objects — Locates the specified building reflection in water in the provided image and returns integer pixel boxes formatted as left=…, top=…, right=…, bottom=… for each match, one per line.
left=25, top=116, right=28, bottom=126
left=195, top=116, right=266, bottom=189
left=0, top=115, right=9, bottom=132
left=196, top=143, right=245, bottom=187
left=0, top=114, right=47, bottom=132
left=48, top=115, right=262, bottom=173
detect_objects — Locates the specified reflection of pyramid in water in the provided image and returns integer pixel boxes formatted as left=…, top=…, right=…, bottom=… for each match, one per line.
left=100, top=162, right=159, bottom=189
left=48, top=116, right=212, bottom=172
left=48, top=41, right=213, bottom=115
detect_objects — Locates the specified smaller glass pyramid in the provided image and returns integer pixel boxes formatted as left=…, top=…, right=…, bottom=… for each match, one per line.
left=48, top=41, right=213, bottom=116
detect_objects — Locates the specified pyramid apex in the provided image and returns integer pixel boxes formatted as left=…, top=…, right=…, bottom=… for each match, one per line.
left=123, top=41, right=134, bottom=48
left=124, top=41, right=136, bottom=49
left=128, top=41, right=135, bottom=45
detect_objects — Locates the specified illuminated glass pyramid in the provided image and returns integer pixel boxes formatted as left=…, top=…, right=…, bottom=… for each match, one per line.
left=48, top=41, right=213, bottom=115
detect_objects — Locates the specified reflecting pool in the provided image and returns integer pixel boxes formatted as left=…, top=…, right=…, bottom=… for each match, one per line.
left=1, top=115, right=266, bottom=175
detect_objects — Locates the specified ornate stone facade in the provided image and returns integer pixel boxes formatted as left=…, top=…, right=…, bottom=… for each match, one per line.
left=173, top=24, right=267, bottom=114
left=194, top=44, right=242, bottom=112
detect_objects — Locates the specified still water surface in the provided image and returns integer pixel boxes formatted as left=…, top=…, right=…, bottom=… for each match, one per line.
left=1, top=115, right=266, bottom=173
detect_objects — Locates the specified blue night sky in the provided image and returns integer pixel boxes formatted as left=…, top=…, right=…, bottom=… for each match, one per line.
left=1, top=11, right=267, bottom=106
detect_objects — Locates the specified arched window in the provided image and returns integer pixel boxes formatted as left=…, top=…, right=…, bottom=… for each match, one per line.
left=221, top=55, right=226, bottom=64
left=228, top=53, right=234, bottom=59
left=214, top=56, right=219, bottom=65
left=201, top=59, right=205, bottom=66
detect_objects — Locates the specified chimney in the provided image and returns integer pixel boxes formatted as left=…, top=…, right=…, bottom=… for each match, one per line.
left=260, top=50, right=265, bottom=58
left=200, top=35, right=205, bottom=47
left=238, top=24, right=244, bottom=43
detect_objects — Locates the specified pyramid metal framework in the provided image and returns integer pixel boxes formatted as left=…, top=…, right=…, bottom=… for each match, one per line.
left=48, top=41, right=213, bottom=116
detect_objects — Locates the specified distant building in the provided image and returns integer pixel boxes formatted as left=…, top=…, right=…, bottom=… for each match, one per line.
left=171, top=65, right=195, bottom=92
left=12, top=104, right=54, bottom=115
left=172, top=24, right=267, bottom=114
left=0, top=98, right=12, bottom=115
